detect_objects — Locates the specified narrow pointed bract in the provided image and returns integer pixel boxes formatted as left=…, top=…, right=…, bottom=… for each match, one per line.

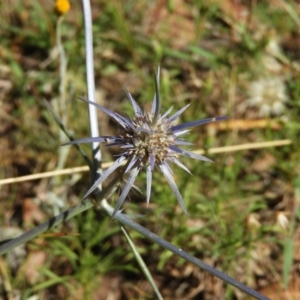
left=83, top=156, right=126, bottom=199
left=160, top=164, right=188, bottom=215
left=112, top=167, right=139, bottom=218
left=169, top=104, right=190, bottom=122
left=171, top=116, right=229, bottom=132
left=146, top=165, right=152, bottom=205
left=169, top=145, right=213, bottom=163
left=173, top=158, right=191, bottom=174
left=62, top=136, right=118, bottom=145
left=65, top=69, right=228, bottom=216
left=123, top=90, right=143, bottom=116
left=151, top=67, right=161, bottom=123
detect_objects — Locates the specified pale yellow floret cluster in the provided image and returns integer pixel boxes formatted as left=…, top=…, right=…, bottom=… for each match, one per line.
left=124, top=113, right=175, bottom=165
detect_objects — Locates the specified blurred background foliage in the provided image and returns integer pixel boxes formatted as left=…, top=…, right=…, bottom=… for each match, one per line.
left=1, top=0, right=300, bottom=299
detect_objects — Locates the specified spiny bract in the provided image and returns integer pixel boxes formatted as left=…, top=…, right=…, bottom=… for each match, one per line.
left=64, top=68, right=228, bottom=217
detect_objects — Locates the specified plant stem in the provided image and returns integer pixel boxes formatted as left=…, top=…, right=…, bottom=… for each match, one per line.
left=0, top=179, right=119, bottom=256
left=101, top=199, right=270, bottom=300
left=81, top=0, right=102, bottom=184
left=0, top=201, right=93, bottom=255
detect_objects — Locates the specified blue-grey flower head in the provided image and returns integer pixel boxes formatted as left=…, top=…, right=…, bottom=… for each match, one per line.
left=65, top=68, right=228, bottom=217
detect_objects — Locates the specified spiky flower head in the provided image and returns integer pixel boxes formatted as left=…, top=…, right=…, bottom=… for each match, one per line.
left=65, top=68, right=228, bottom=217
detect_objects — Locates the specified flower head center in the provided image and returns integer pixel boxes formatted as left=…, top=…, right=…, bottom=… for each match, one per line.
left=124, top=113, right=175, bottom=166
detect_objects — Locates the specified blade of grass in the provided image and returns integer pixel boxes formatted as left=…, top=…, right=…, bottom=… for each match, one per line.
left=44, top=100, right=93, bottom=170
left=121, top=226, right=163, bottom=300
left=282, top=237, right=293, bottom=288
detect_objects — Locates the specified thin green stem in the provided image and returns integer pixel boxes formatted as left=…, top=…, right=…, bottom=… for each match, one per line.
left=121, top=226, right=163, bottom=300
left=55, top=15, right=70, bottom=170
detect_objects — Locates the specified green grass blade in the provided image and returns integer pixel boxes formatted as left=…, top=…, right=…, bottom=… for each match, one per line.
left=121, top=226, right=163, bottom=300
left=44, top=99, right=93, bottom=170
left=282, top=237, right=293, bottom=288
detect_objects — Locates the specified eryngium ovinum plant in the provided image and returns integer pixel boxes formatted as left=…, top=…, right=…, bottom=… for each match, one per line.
left=64, top=69, right=228, bottom=217
left=0, top=66, right=268, bottom=299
